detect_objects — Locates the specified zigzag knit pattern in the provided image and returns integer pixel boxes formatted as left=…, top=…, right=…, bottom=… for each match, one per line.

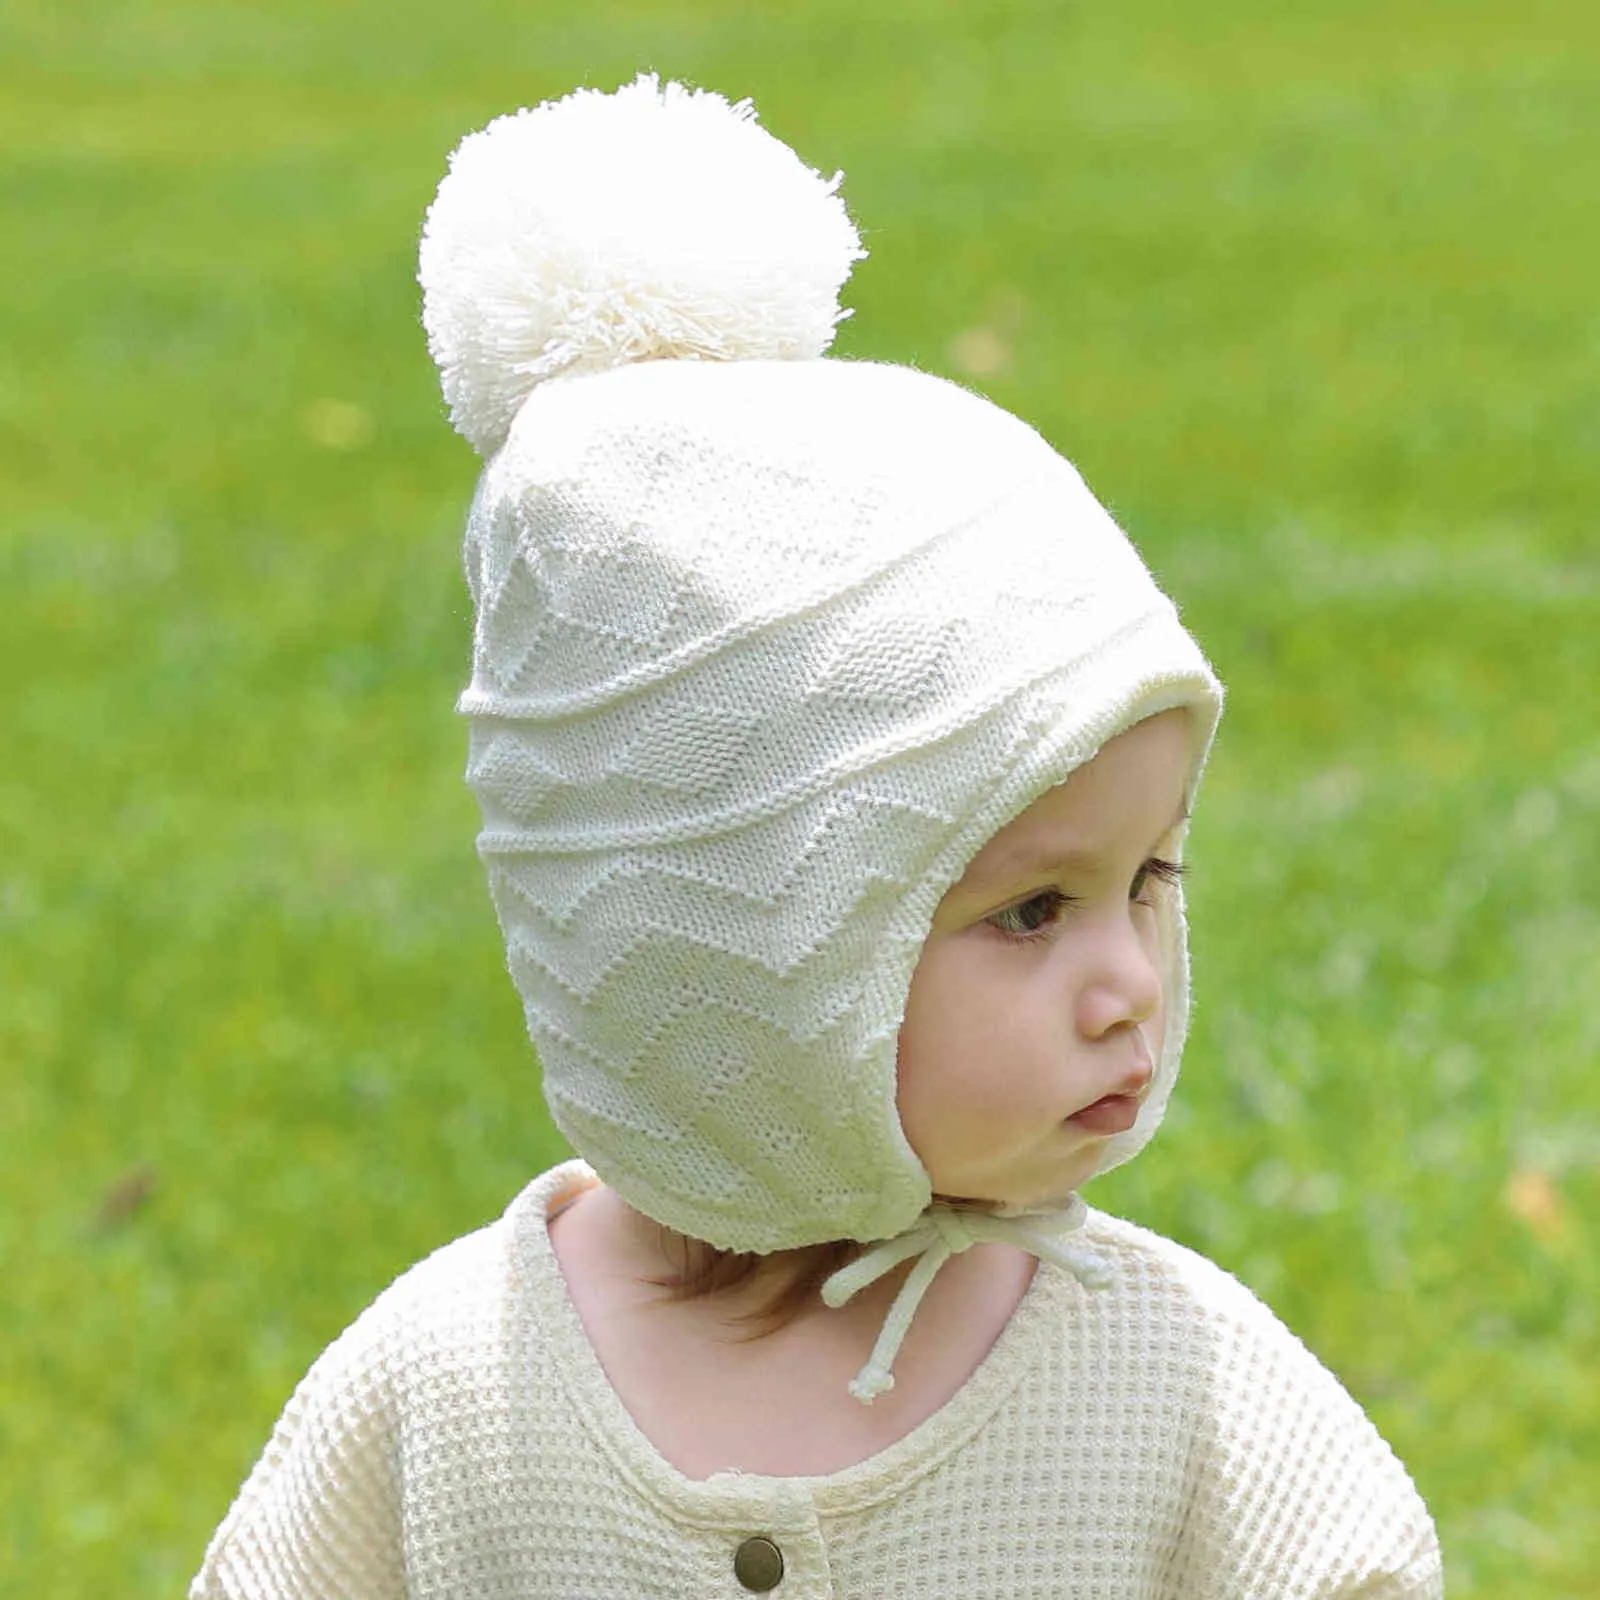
left=456, top=357, right=1222, bottom=1253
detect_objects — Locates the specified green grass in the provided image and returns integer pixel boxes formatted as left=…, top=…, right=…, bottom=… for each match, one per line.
left=2, top=1, right=1596, bottom=1593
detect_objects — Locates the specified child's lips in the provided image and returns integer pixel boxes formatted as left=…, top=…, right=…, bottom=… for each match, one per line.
left=1068, top=1037, right=1154, bottom=1134
left=1066, top=1092, right=1144, bottom=1135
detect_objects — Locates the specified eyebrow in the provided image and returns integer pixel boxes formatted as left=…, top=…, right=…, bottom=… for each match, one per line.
left=960, top=799, right=1190, bottom=895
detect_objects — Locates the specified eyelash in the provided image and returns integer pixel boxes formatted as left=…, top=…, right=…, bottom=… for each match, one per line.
left=986, top=858, right=1185, bottom=940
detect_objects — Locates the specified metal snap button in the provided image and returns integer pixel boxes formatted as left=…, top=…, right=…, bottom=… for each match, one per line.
left=733, top=1535, right=784, bottom=1592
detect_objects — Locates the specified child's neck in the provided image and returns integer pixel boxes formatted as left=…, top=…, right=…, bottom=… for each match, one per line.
left=548, top=1181, right=1039, bottom=1479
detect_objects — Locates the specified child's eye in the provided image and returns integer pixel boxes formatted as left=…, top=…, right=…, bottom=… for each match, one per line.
left=1131, top=856, right=1185, bottom=906
left=988, top=888, right=1074, bottom=938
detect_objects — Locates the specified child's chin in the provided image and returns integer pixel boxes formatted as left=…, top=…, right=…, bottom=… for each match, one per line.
left=930, top=1151, right=1099, bottom=1214
left=985, top=1173, right=1094, bottom=1216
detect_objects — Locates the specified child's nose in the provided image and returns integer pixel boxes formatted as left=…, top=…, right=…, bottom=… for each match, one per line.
left=1075, top=913, right=1162, bottom=1040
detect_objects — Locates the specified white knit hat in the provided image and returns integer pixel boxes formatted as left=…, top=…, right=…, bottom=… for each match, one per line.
left=421, top=75, right=1223, bottom=1400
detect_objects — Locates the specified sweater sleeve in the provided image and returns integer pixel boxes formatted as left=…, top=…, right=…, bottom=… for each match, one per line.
left=189, top=1301, right=407, bottom=1600
left=1168, top=1270, right=1443, bottom=1600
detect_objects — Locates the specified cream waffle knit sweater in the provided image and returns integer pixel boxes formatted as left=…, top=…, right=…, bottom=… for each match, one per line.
left=191, top=1162, right=1442, bottom=1600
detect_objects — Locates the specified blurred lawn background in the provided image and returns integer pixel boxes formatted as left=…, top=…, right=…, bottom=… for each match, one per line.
left=2, top=0, right=1596, bottom=1593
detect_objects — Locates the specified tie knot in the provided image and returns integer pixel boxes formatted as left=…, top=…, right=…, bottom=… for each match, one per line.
left=929, top=1206, right=979, bottom=1255
left=821, top=1197, right=1114, bottom=1404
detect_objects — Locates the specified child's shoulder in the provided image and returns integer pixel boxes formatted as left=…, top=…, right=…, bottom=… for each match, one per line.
left=236, top=1159, right=586, bottom=1449
left=1073, top=1206, right=1365, bottom=1408
left=1071, top=1207, right=1443, bottom=1598
left=331, top=1159, right=586, bottom=1349
left=191, top=1165, right=590, bottom=1598
left=1078, top=1205, right=1301, bottom=1329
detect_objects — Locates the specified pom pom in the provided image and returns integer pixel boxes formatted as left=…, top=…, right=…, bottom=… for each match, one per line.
left=419, top=73, right=866, bottom=458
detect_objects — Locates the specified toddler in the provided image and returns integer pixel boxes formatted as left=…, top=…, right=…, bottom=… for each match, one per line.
left=192, top=75, right=1443, bottom=1599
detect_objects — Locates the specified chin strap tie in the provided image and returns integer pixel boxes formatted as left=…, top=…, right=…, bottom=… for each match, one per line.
left=819, top=1196, right=1113, bottom=1405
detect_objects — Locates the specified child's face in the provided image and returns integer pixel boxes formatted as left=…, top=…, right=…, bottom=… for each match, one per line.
left=896, top=708, right=1192, bottom=1210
